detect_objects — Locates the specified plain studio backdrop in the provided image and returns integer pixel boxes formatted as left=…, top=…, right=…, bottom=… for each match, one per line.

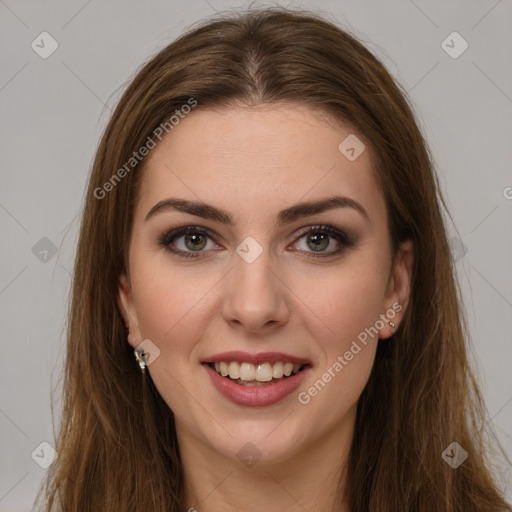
left=0, top=0, right=511, bottom=510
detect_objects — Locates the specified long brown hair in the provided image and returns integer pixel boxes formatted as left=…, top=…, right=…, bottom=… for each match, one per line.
left=36, top=7, right=511, bottom=511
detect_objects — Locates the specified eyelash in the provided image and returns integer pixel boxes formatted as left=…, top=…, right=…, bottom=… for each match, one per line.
left=158, top=224, right=353, bottom=259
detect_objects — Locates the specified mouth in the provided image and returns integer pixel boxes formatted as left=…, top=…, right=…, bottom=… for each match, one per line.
left=206, top=361, right=310, bottom=386
left=201, top=351, right=312, bottom=407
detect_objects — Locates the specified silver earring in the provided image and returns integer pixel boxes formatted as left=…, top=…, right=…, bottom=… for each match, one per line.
left=134, top=349, right=147, bottom=374
left=389, top=321, right=396, bottom=333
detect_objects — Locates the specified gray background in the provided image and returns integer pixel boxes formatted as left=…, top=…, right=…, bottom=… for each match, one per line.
left=1, top=0, right=511, bottom=510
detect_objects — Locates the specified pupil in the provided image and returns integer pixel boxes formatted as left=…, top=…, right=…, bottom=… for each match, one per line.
left=185, top=233, right=206, bottom=251
left=307, top=233, right=328, bottom=251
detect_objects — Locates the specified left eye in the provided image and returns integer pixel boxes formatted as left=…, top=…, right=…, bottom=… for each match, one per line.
left=291, top=226, right=346, bottom=255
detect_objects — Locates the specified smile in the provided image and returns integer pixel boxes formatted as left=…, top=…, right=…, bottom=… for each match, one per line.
left=202, top=351, right=312, bottom=406
left=209, top=361, right=305, bottom=386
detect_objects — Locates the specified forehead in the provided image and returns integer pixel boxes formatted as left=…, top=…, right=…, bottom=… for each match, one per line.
left=136, top=104, right=385, bottom=223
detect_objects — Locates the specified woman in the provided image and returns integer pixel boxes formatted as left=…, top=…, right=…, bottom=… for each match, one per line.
left=36, top=7, right=511, bottom=512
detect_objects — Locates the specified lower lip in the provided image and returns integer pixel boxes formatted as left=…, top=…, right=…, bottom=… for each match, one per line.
left=203, top=363, right=310, bottom=407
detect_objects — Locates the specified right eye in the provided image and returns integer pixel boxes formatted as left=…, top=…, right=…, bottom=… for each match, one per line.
left=159, top=226, right=222, bottom=258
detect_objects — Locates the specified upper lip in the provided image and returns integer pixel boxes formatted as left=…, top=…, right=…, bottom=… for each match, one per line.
left=203, top=351, right=311, bottom=366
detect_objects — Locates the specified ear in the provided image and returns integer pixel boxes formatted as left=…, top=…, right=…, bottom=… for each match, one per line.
left=117, top=273, right=142, bottom=349
left=379, top=239, right=414, bottom=339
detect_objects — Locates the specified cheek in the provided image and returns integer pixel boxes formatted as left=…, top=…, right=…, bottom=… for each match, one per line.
left=295, top=272, right=382, bottom=423
left=295, top=261, right=388, bottom=353
left=130, top=258, right=212, bottom=348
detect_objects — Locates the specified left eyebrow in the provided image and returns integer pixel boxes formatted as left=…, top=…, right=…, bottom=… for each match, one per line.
left=145, top=195, right=370, bottom=225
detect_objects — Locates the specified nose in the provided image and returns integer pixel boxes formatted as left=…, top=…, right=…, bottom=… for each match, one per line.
left=221, top=246, right=290, bottom=334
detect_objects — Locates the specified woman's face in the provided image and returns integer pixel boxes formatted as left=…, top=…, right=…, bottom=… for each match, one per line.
left=118, top=104, right=412, bottom=466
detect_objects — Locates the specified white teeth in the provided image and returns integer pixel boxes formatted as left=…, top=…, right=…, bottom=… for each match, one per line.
left=256, top=363, right=273, bottom=382
left=228, top=361, right=240, bottom=380
left=211, top=361, right=305, bottom=382
left=239, top=362, right=255, bottom=381
left=220, top=362, right=229, bottom=377
left=272, top=361, right=284, bottom=378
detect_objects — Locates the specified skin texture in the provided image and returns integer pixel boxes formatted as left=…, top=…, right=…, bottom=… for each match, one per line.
left=118, top=104, right=414, bottom=512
